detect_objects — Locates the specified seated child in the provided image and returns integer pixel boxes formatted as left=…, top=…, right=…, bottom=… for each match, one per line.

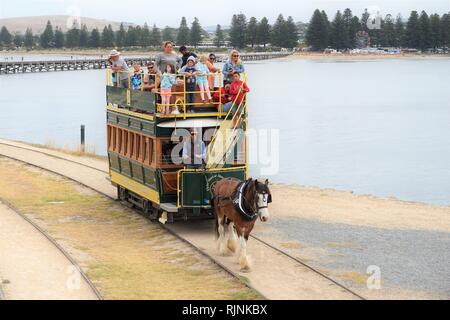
left=222, top=72, right=250, bottom=115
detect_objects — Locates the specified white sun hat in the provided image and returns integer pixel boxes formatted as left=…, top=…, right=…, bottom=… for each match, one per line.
left=109, top=49, right=121, bottom=57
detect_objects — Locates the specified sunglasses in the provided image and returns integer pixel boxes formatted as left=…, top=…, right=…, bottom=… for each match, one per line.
left=232, top=54, right=239, bottom=57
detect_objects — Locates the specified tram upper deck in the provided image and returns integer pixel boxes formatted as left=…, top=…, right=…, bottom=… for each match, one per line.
left=106, top=69, right=247, bottom=120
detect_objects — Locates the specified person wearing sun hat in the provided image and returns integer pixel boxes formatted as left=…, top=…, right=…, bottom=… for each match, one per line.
left=108, top=49, right=129, bottom=88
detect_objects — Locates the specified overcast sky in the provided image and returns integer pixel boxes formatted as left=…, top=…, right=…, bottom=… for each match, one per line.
left=1, top=0, right=449, bottom=26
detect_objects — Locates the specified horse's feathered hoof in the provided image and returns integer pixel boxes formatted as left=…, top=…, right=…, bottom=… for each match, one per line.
left=227, top=239, right=238, bottom=253
left=219, top=241, right=229, bottom=256
left=239, top=255, right=253, bottom=271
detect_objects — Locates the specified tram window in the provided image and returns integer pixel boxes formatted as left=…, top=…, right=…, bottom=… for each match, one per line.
left=123, top=131, right=128, bottom=156
left=112, top=127, right=117, bottom=152
left=143, top=137, right=148, bottom=163
left=129, top=132, right=134, bottom=158
left=161, top=140, right=181, bottom=165
left=135, top=134, right=141, bottom=161
left=107, top=126, right=112, bottom=150
left=117, top=129, right=123, bottom=154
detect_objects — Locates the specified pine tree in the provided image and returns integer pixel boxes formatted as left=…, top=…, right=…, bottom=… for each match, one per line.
left=229, top=13, right=247, bottom=48
left=141, top=23, right=152, bottom=46
left=321, top=10, right=331, bottom=47
left=162, top=27, right=174, bottom=42
left=116, top=23, right=126, bottom=47
left=429, top=13, right=442, bottom=49
left=361, top=8, right=370, bottom=32
left=101, top=25, right=115, bottom=48
left=441, top=13, right=450, bottom=48
left=151, top=24, right=162, bottom=46
left=394, top=14, right=405, bottom=47
left=257, top=17, right=271, bottom=48
left=13, top=33, right=23, bottom=47
left=125, top=26, right=138, bottom=46
left=405, top=11, right=421, bottom=49
left=190, top=17, right=202, bottom=47
left=331, top=10, right=347, bottom=50
left=214, top=24, right=225, bottom=47
left=177, top=17, right=190, bottom=45
left=0, top=26, right=12, bottom=46
left=89, top=28, right=101, bottom=48
left=271, top=14, right=287, bottom=47
left=54, top=27, right=65, bottom=48
left=306, top=9, right=328, bottom=50
left=418, top=10, right=431, bottom=50
left=79, top=24, right=89, bottom=48
left=285, top=16, right=298, bottom=48
left=342, top=9, right=353, bottom=48
left=246, top=17, right=258, bottom=48
left=39, top=20, right=54, bottom=48
left=66, top=22, right=80, bottom=48
left=24, top=28, right=34, bottom=49
left=382, top=14, right=396, bottom=46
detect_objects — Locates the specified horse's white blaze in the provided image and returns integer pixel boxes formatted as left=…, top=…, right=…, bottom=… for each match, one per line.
left=257, top=194, right=270, bottom=222
left=227, top=222, right=238, bottom=253
left=238, top=236, right=252, bottom=270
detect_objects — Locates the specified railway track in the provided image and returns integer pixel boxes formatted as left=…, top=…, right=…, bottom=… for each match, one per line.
left=0, top=197, right=103, bottom=300
left=0, top=140, right=366, bottom=300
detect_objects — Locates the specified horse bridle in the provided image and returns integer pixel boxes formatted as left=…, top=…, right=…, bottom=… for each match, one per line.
left=256, top=191, right=272, bottom=211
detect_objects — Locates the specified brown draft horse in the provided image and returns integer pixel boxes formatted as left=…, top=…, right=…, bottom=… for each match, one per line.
left=212, top=178, right=272, bottom=271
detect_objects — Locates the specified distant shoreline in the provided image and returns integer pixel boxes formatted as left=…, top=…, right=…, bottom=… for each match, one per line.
left=2, top=50, right=450, bottom=61
left=288, top=52, right=450, bottom=61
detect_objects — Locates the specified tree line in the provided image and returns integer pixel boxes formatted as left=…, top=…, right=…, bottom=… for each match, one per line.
left=306, top=8, right=450, bottom=51
left=0, top=13, right=299, bottom=50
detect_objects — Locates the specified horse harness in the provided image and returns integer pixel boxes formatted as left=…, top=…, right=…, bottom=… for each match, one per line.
left=214, top=178, right=272, bottom=221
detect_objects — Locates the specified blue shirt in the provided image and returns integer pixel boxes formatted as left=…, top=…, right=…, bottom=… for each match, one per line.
left=195, top=62, right=209, bottom=82
left=222, top=60, right=245, bottom=76
left=160, top=73, right=177, bottom=89
left=182, top=139, right=207, bottom=165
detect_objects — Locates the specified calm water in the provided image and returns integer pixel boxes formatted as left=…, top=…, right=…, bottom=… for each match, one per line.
left=1, top=58, right=449, bottom=205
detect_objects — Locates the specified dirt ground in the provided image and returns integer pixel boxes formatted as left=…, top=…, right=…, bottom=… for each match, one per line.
left=0, top=157, right=261, bottom=300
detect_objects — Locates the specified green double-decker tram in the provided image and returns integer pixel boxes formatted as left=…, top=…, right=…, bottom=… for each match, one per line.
left=106, top=70, right=248, bottom=223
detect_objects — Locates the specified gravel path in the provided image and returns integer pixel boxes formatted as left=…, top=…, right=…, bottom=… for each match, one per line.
left=0, top=202, right=98, bottom=300
left=264, top=217, right=450, bottom=299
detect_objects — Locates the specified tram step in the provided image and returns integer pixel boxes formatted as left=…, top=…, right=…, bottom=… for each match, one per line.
left=160, top=202, right=178, bottom=213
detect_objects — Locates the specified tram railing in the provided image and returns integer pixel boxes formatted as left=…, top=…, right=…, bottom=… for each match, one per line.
left=106, top=69, right=229, bottom=117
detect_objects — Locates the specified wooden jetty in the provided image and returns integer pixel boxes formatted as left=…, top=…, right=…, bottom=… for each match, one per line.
left=0, top=52, right=290, bottom=75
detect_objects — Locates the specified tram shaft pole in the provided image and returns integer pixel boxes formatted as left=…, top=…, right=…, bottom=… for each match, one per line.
left=80, top=125, right=85, bottom=153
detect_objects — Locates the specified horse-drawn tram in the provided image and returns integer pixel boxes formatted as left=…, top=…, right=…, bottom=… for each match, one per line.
left=105, top=68, right=249, bottom=223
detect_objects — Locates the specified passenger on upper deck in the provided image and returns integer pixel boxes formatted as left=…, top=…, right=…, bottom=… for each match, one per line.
left=141, top=61, right=160, bottom=92
left=160, top=64, right=177, bottom=116
left=108, top=50, right=129, bottom=88
left=196, top=55, right=212, bottom=104
left=131, top=64, right=143, bottom=90
left=179, top=46, right=198, bottom=68
left=179, top=56, right=200, bottom=113
left=222, top=72, right=250, bottom=114
left=206, top=53, right=220, bottom=90
left=155, top=41, right=182, bottom=74
left=222, top=50, right=245, bottom=85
